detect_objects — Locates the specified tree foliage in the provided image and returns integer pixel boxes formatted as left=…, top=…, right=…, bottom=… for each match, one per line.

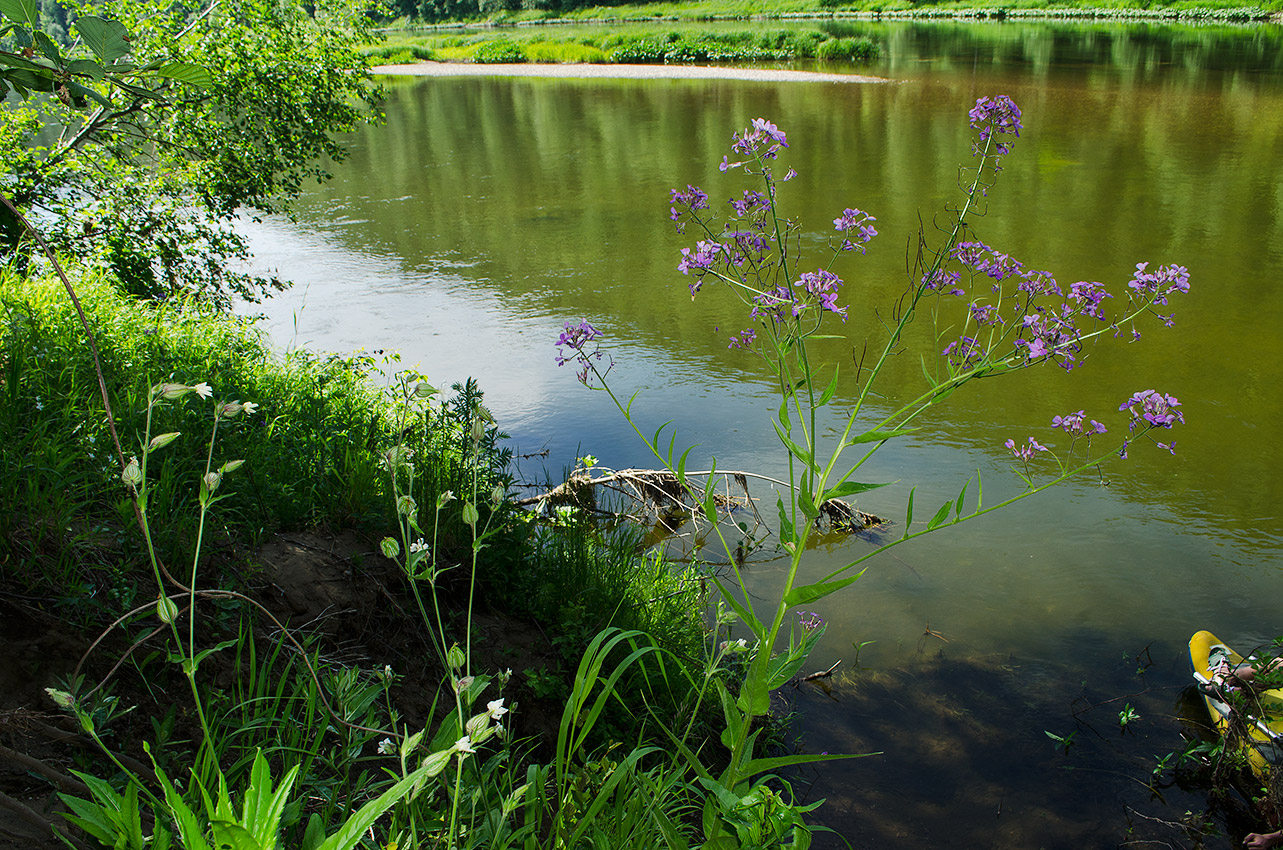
left=1, top=0, right=383, bottom=305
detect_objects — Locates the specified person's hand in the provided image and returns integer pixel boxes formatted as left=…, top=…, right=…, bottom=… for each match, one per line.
left=1244, top=830, right=1283, bottom=850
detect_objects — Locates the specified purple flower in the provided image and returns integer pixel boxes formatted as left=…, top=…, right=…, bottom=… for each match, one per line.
left=677, top=240, right=725, bottom=293
left=729, top=328, right=757, bottom=350
left=922, top=268, right=964, bottom=296
left=797, top=269, right=848, bottom=319
left=797, top=611, right=824, bottom=632
left=1051, top=410, right=1107, bottom=436
left=968, top=95, right=1022, bottom=157
left=1018, top=269, right=1062, bottom=298
left=729, top=190, right=768, bottom=217
left=1119, top=390, right=1184, bottom=430
left=555, top=319, right=613, bottom=387
left=751, top=287, right=797, bottom=325
left=833, top=208, right=878, bottom=252
left=1127, top=262, right=1191, bottom=308
left=969, top=302, right=1003, bottom=326
left=731, top=118, right=789, bottom=161
left=943, top=336, right=985, bottom=368
left=1067, top=280, right=1112, bottom=319
left=1004, top=436, right=1048, bottom=462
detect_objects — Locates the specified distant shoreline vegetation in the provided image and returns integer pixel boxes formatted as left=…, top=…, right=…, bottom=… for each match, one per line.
left=362, top=4, right=1278, bottom=67
left=368, top=0, right=1279, bottom=41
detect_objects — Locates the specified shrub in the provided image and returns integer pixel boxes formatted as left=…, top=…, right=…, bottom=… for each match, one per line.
left=816, top=36, right=881, bottom=62
left=473, top=39, right=528, bottom=63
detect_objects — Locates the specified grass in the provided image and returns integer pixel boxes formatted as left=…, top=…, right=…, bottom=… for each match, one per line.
left=366, top=24, right=882, bottom=65
left=0, top=263, right=732, bottom=848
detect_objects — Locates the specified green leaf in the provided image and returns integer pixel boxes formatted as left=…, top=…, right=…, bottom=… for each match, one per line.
left=817, top=365, right=840, bottom=407
left=66, top=78, right=111, bottom=109
left=0, top=0, right=37, bottom=29
left=782, top=570, right=866, bottom=607
left=735, top=653, right=770, bottom=718
left=33, top=30, right=62, bottom=66
left=2, top=67, right=53, bottom=91
left=955, top=479, right=969, bottom=521
left=926, top=499, right=953, bottom=531
left=210, top=821, right=260, bottom=850
left=902, top=486, right=915, bottom=539
left=75, top=16, right=132, bottom=63
left=846, top=426, right=919, bottom=446
left=819, top=480, right=891, bottom=502
left=712, top=579, right=766, bottom=640
left=772, top=420, right=815, bottom=471
left=157, top=61, right=212, bottom=89
left=740, top=751, right=871, bottom=778
left=797, top=473, right=818, bottom=520
left=777, top=398, right=790, bottom=431
left=66, top=58, right=105, bottom=80
left=776, top=495, right=795, bottom=546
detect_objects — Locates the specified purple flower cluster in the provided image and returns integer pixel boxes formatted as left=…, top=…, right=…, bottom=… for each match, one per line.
left=730, top=190, right=769, bottom=217
left=952, top=241, right=1026, bottom=283
left=834, top=208, right=878, bottom=253
left=1005, top=437, right=1048, bottom=462
left=555, top=319, right=612, bottom=387
left=1127, top=263, right=1190, bottom=307
left=1120, top=390, right=1183, bottom=429
left=728, top=328, right=757, bottom=349
left=797, top=269, right=848, bottom=319
left=729, top=118, right=789, bottom=162
left=1051, top=410, right=1107, bottom=437
left=669, top=185, right=709, bottom=232
left=797, top=611, right=824, bottom=633
left=968, top=95, right=1023, bottom=157
left=921, top=268, right=965, bottom=296
left=1068, top=280, right=1112, bottom=320
left=942, top=336, right=985, bottom=368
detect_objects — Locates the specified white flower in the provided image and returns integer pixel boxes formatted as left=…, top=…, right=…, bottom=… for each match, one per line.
left=452, top=736, right=476, bottom=755
left=486, top=698, right=508, bottom=721
left=377, top=738, right=396, bottom=755
left=241, top=401, right=259, bottom=416
left=192, top=382, right=212, bottom=399
left=409, top=538, right=430, bottom=555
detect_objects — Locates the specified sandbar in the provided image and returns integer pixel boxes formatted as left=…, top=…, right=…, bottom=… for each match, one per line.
left=372, top=61, right=889, bottom=84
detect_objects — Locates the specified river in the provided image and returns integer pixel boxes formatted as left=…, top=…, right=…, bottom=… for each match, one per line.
left=240, top=19, right=1283, bottom=848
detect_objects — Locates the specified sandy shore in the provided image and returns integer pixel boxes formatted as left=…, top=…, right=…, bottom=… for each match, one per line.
left=372, top=61, right=890, bottom=84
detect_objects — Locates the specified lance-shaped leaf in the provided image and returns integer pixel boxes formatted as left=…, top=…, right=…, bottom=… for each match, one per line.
left=819, top=479, right=891, bottom=503
left=782, top=570, right=866, bottom=607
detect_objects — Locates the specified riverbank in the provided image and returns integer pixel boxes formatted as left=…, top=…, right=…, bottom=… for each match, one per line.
left=372, top=59, right=892, bottom=81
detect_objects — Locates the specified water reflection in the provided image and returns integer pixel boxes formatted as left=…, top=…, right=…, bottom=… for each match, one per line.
left=242, top=20, right=1283, bottom=847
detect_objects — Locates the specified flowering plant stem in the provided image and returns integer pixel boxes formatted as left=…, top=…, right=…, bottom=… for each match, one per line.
left=558, top=98, right=1189, bottom=841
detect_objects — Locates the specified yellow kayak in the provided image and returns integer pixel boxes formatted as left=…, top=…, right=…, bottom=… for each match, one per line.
left=1189, top=630, right=1283, bottom=779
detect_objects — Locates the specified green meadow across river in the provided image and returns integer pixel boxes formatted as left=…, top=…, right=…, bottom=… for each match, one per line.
left=235, top=17, right=1283, bottom=848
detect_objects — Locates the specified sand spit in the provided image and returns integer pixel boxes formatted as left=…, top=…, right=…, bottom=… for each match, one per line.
left=372, top=61, right=890, bottom=84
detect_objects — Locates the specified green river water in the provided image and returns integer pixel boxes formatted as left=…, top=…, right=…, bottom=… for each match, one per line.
left=241, top=19, right=1283, bottom=847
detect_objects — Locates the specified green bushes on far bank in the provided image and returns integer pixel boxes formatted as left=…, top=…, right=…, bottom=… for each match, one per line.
left=367, top=26, right=882, bottom=65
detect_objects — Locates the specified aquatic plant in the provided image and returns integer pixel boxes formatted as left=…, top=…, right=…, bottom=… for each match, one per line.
left=556, top=94, right=1189, bottom=842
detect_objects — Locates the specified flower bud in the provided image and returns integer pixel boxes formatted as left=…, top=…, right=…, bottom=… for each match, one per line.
left=380, top=537, right=401, bottom=559
left=490, top=485, right=505, bottom=506
left=396, top=495, right=417, bottom=517
left=462, top=502, right=479, bottom=527
left=147, top=432, right=181, bottom=453
left=157, top=595, right=179, bottom=624
left=447, top=644, right=466, bottom=672
left=203, top=471, right=222, bottom=495
left=437, top=490, right=456, bottom=508
left=219, top=459, right=245, bottom=475
left=154, top=382, right=188, bottom=400
left=412, top=380, right=437, bottom=399
left=121, top=456, right=143, bottom=488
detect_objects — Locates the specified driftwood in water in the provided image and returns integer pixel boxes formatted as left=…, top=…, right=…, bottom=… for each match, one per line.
left=517, top=467, right=885, bottom=539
